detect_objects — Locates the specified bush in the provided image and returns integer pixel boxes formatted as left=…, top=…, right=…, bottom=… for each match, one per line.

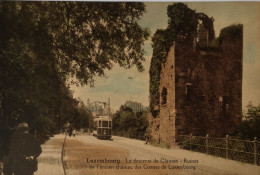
left=233, top=102, right=260, bottom=140
left=112, top=105, right=148, bottom=136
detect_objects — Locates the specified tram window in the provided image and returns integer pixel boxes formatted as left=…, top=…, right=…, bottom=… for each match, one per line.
left=109, top=121, right=112, bottom=127
left=102, top=121, right=108, bottom=127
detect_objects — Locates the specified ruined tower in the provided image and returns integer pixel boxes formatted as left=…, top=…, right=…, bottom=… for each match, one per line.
left=148, top=7, right=243, bottom=145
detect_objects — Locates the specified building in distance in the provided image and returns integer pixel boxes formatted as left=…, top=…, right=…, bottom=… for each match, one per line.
left=124, top=100, right=149, bottom=112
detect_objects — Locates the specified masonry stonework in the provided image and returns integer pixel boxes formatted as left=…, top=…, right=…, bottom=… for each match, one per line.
left=148, top=14, right=243, bottom=145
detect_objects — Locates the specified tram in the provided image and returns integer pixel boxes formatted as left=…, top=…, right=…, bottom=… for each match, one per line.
left=93, top=115, right=112, bottom=139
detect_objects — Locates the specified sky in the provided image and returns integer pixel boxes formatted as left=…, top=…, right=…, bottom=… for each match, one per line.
left=71, top=2, right=260, bottom=112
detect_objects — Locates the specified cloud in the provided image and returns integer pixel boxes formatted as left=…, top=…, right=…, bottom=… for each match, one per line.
left=71, top=60, right=151, bottom=110
left=88, top=72, right=146, bottom=95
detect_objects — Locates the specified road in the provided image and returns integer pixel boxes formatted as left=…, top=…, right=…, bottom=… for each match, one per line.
left=62, top=134, right=260, bottom=175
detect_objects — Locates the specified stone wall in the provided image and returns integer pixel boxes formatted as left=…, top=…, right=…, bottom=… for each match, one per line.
left=220, top=25, right=243, bottom=133
left=149, top=44, right=176, bottom=144
left=148, top=22, right=243, bottom=145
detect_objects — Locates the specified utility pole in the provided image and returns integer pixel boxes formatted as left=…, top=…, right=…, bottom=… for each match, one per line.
left=108, top=97, right=110, bottom=116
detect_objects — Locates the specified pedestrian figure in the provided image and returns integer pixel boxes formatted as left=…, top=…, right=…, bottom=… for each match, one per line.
left=5, top=122, right=42, bottom=175
left=64, top=122, right=70, bottom=136
left=64, top=128, right=68, bottom=136
left=68, top=126, right=73, bottom=137
left=72, top=129, right=76, bottom=137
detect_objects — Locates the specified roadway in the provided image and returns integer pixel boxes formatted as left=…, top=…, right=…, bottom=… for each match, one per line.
left=61, top=134, right=260, bottom=175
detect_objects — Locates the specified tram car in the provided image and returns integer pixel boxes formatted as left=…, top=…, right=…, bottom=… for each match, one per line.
left=93, top=115, right=112, bottom=139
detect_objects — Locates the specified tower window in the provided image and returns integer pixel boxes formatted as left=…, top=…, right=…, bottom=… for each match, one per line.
left=161, top=87, right=167, bottom=105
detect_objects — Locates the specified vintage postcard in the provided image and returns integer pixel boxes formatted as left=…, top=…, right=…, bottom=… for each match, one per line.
left=0, top=1, right=260, bottom=175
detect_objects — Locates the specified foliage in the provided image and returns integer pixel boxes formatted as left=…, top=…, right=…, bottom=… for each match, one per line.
left=167, top=3, right=198, bottom=40
left=1, top=1, right=149, bottom=85
left=0, top=1, right=148, bottom=159
left=149, top=30, right=167, bottom=115
left=76, top=101, right=93, bottom=129
left=112, top=105, right=148, bottom=136
left=218, top=24, right=243, bottom=45
left=233, top=102, right=260, bottom=140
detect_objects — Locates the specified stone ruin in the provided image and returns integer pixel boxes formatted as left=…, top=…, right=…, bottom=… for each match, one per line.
left=148, top=12, right=243, bottom=145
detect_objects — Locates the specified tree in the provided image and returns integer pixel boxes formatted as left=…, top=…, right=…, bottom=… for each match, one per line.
left=0, top=1, right=149, bottom=159
left=112, top=105, right=148, bottom=136
left=233, top=102, right=260, bottom=140
left=0, top=1, right=149, bottom=126
left=167, top=3, right=198, bottom=40
left=1, top=1, right=149, bottom=85
left=76, top=101, right=93, bottom=130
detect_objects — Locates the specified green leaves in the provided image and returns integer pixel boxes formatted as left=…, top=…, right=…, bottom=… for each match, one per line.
left=234, top=103, right=260, bottom=140
left=113, top=105, right=148, bottom=134
left=0, top=1, right=148, bottom=147
left=1, top=2, right=149, bottom=85
left=41, top=2, right=149, bottom=84
left=167, top=3, right=198, bottom=39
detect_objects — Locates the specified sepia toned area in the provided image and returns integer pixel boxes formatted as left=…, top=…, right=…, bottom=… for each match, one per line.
left=35, top=136, right=64, bottom=175
left=35, top=134, right=259, bottom=175
left=0, top=1, right=260, bottom=175
left=148, top=9, right=243, bottom=145
left=63, top=137, right=180, bottom=175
